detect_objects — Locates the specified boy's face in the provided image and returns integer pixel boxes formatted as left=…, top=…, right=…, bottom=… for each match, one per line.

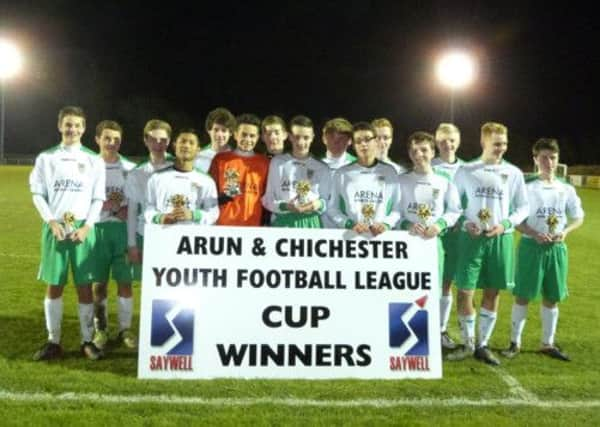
left=234, top=124, right=260, bottom=152
left=208, top=123, right=231, bottom=149
left=352, top=130, right=377, bottom=162
left=374, top=126, right=393, bottom=157
left=174, top=133, right=199, bottom=161
left=408, top=141, right=434, bottom=169
left=323, top=130, right=351, bottom=157
left=262, top=123, right=287, bottom=155
left=58, top=115, right=85, bottom=145
left=435, top=130, right=460, bottom=158
left=481, top=132, right=508, bottom=161
left=290, top=125, right=314, bottom=158
left=534, top=149, right=559, bottom=175
left=144, top=128, right=170, bottom=154
left=95, top=128, right=122, bottom=156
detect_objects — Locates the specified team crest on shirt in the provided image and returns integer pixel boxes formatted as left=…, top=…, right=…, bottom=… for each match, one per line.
left=500, top=173, right=509, bottom=184
left=307, top=169, right=314, bottom=180
left=376, top=175, right=385, bottom=182
left=432, top=188, right=440, bottom=198
left=78, top=162, right=86, bottom=173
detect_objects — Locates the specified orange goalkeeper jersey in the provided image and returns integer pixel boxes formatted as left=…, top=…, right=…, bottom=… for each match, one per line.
left=209, top=150, right=270, bottom=226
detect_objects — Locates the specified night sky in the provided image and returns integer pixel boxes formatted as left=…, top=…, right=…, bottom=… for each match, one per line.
left=1, top=1, right=599, bottom=166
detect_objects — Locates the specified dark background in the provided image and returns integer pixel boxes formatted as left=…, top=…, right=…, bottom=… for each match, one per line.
left=1, top=1, right=599, bottom=167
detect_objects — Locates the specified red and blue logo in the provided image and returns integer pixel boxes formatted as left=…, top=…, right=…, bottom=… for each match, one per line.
left=388, top=296, right=429, bottom=356
left=151, top=299, right=194, bottom=355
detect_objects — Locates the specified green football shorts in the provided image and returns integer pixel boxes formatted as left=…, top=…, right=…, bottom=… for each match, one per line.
left=93, top=221, right=132, bottom=284
left=38, top=220, right=96, bottom=286
left=455, top=231, right=515, bottom=291
left=513, top=237, right=568, bottom=303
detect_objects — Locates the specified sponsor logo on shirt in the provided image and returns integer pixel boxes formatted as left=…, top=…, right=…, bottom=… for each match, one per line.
left=53, top=179, right=84, bottom=192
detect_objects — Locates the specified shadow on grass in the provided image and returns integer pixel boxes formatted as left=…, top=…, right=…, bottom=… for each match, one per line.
left=0, top=315, right=139, bottom=377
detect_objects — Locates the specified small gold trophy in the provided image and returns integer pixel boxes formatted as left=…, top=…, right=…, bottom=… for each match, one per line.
left=477, top=207, right=492, bottom=231
left=170, top=194, right=187, bottom=209
left=546, top=213, right=559, bottom=237
left=108, top=191, right=124, bottom=215
left=295, top=180, right=312, bottom=205
left=62, top=211, right=76, bottom=237
left=416, top=203, right=432, bottom=227
left=361, top=203, right=376, bottom=226
left=224, top=168, right=241, bottom=197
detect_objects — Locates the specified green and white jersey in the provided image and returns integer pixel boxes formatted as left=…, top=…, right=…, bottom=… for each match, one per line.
left=398, top=170, right=461, bottom=230
left=454, top=159, right=529, bottom=233
left=99, top=155, right=137, bottom=223
left=321, top=151, right=356, bottom=170
left=124, top=156, right=173, bottom=237
left=29, top=143, right=105, bottom=222
left=145, top=166, right=219, bottom=226
left=262, top=153, right=331, bottom=214
left=327, top=161, right=401, bottom=229
left=194, top=145, right=231, bottom=173
left=522, top=175, right=584, bottom=235
left=432, top=157, right=464, bottom=180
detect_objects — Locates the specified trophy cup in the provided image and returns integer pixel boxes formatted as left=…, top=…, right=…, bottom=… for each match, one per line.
left=361, top=203, right=376, bottom=226
left=477, top=207, right=492, bottom=231
left=170, top=194, right=187, bottom=209
left=108, top=191, right=124, bottom=215
left=224, top=168, right=241, bottom=197
left=63, top=212, right=76, bottom=237
left=294, top=180, right=312, bottom=205
left=416, top=203, right=432, bottom=228
left=546, top=213, right=559, bottom=237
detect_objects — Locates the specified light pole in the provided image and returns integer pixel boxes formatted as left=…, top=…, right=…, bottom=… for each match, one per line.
left=0, top=39, right=23, bottom=164
left=436, top=50, right=475, bottom=123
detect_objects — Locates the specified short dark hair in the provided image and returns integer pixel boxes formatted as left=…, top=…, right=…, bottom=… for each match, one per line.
left=407, top=131, right=435, bottom=151
left=532, top=138, right=560, bottom=155
left=322, top=117, right=352, bottom=136
left=205, top=107, right=236, bottom=133
left=95, top=120, right=122, bottom=138
left=175, top=128, right=200, bottom=141
left=289, top=115, right=313, bottom=129
left=235, top=113, right=261, bottom=131
left=352, top=122, right=375, bottom=135
left=58, top=106, right=86, bottom=126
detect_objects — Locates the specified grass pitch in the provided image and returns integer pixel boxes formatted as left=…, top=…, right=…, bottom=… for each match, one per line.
left=1, top=165, right=599, bottom=426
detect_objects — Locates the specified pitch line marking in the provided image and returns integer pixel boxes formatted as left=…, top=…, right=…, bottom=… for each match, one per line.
left=487, top=365, right=539, bottom=402
left=1, top=389, right=599, bottom=408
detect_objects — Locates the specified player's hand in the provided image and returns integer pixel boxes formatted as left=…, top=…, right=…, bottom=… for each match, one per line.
left=353, top=222, right=370, bottom=234
left=70, top=224, right=90, bottom=243
left=161, top=213, right=178, bottom=224
left=128, top=246, right=142, bottom=264
left=423, top=224, right=441, bottom=239
left=102, top=200, right=113, bottom=211
left=466, top=222, right=482, bottom=237
left=116, top=206, right=128, bottom=221
left=48, top=220, right=66, bottom=241
left=533, top=232, right=553, bottom=244
left=409, top=222, right=427, bottom=237
left=552, top=231, right=566, bottom=242
left=485, top=224, right=505, bottom=237
left=370, top=222, right=388, bottom=236
left=172, top=207, right=192, bottom=221
left=294, top=200, right=320, bottom=214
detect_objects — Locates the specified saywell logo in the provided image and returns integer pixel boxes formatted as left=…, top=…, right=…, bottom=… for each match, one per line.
left=388, top=296, right=430, bottom=371
left=151, top=299, right=194, bottom=355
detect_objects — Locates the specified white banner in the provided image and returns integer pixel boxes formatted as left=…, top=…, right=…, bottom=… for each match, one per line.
left=138, top=225, right=441, bottom=379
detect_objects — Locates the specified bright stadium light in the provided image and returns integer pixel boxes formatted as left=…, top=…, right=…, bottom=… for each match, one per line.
left=436, top=50, right=476, bottom=122
left=0, top=38, right=23, bottom=163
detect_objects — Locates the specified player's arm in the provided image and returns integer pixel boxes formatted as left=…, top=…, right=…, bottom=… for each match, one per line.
left=425, top=180, right=462, bottom=239
left=261, top=158, right=288, bottom=214
left=373, top=175, right=401, bottom=235
left=327, top=170, right=355, bottom=229
left=555, top=186, right=585, bottom=241
left=197, top=176, right=220, bottom=225
left=493, top=172, right=529, bottom=237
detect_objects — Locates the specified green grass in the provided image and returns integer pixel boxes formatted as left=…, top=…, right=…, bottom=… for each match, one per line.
left=1, top=165, right=599, bottom=425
